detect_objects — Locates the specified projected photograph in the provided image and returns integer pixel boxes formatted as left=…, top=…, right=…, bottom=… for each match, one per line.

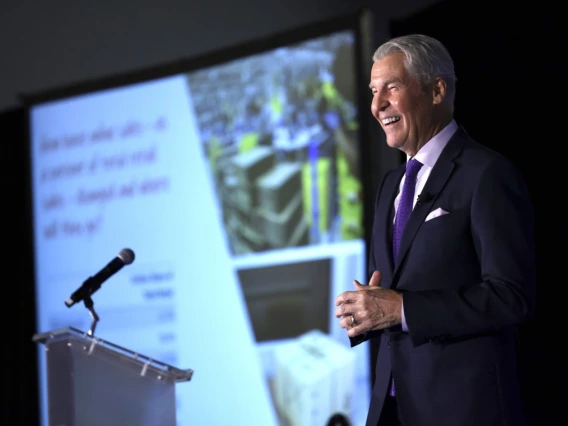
left=238, top=258, right=331, bottom=342
left=236, top=255, right=364, bottom=426
left=188, top=32, right=363, bottom=255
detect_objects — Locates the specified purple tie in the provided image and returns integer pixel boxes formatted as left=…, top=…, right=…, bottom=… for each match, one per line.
left=390, top=158, right=423, bottom=397
left=393, top=158, right=423, bottom=263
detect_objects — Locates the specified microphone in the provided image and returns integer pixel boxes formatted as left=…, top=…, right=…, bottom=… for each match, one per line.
left=65, top=248, right=135, bottom=308
left=417, top=191, right=433, bottom=206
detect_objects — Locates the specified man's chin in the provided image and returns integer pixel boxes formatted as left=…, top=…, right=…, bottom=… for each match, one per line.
left=385, top=137, right=403, bottom=150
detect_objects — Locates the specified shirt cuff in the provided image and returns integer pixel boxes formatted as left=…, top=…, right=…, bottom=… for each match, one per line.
left=401, top=296, right=409, bottom=332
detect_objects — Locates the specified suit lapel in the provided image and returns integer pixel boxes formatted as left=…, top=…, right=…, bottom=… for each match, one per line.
left=376, top=165, right=405, bottom=282
left=390, top=130, right=467, bottom=283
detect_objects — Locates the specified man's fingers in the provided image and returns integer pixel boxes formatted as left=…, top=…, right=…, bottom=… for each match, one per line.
left=334, top=294, right=357, bottom=318
left=339, top=314, right=354, bottom=329
left=335, top=290, right=357, bottom=306
left=352, top=271, right=382, bottom=290
left=347, top=322, right=369, bottom=338
left=369, top=270, right=382, bottom=287
left=353, top=279, right=366, bottom=290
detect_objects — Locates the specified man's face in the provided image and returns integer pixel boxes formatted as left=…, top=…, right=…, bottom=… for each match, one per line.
left=369, top=52, right=437, bottom=156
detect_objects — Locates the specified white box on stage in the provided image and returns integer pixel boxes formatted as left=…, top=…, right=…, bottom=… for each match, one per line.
left=273, top=329, right=356, bottom=426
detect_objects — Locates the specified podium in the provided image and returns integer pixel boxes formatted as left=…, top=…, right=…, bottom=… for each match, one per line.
left=33, top=327, right=193, bottom=426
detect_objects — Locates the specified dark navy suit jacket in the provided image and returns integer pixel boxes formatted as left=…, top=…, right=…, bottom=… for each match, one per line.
left=354, top=128, right=536, bottom=426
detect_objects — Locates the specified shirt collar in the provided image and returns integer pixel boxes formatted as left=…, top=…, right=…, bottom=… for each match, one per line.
left=407, top=120, right=458, bottom=168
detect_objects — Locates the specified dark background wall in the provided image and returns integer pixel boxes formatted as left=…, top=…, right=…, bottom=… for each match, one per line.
left=0, top=0, right=441, bottom=113
left=1, top=0, right=565, bottom=425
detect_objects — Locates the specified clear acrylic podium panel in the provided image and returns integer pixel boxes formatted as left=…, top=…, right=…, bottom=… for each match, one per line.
left=33, top=327, right=193, bottom=426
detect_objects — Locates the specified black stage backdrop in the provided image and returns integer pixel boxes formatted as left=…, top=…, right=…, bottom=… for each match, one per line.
left=0, top=106, right=38, bottom=425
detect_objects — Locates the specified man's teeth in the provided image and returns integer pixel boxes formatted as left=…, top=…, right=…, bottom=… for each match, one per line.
left=382, top=117, right=400, bottom=125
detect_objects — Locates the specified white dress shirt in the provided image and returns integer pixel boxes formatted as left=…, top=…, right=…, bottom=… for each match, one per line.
left=397, top=120, right=459, bottom=331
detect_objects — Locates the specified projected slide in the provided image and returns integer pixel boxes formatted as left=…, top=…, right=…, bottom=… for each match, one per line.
left=30, top=30, right=369, bottom=426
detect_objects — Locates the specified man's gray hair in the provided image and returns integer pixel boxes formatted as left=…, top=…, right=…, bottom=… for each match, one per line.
left=373, top=34, right=457, bottom=110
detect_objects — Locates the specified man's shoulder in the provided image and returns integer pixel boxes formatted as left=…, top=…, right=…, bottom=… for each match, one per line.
left=455, top=127, right=515, bottom=169
left=451, top=129, right=528, bottom=194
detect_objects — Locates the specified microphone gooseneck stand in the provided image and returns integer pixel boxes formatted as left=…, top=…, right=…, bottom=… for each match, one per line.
left=83, top=295, right=100, bottom=336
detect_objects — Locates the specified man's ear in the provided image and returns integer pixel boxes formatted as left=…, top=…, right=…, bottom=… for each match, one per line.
left=432, top=77, right=447, bottom=105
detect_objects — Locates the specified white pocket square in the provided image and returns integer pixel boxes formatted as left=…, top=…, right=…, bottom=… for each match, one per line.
left=425, top=207, right=449, bottom=222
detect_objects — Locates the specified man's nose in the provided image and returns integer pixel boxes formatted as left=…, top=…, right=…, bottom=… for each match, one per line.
left=371, top=94, right=387, bottom=115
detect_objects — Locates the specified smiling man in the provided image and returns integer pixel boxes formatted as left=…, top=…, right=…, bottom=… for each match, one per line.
left=334, top=34, right=536, bottom=426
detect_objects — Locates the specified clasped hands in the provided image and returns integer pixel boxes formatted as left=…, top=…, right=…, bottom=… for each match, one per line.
left=334, top=271, right=403, bottom=337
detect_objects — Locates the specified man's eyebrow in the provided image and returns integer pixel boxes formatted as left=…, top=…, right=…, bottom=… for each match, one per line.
left=383, top=78, right=400, bottom=86
left=369, top=78, right=401, bottom=90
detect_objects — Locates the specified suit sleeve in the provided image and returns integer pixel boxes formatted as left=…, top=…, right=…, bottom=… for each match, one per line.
left=403, top=156, right=536, bottom=347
